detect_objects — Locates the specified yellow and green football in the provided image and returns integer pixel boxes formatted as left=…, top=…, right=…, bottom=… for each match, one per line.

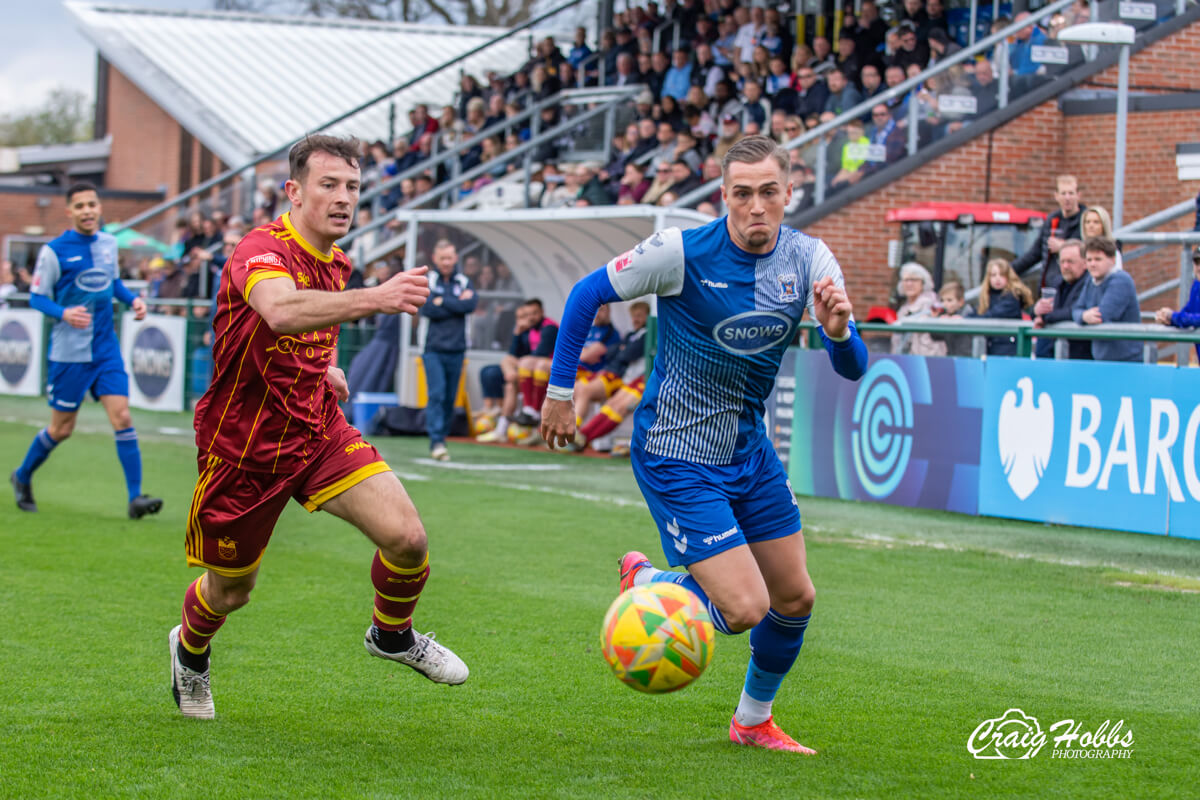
left=600, top=583, right=715, bottom=694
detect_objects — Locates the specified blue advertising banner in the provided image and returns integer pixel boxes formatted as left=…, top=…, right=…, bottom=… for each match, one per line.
left=789, top=350, right=984, bottom=514
left=979, top=358, right=1200, bottom=539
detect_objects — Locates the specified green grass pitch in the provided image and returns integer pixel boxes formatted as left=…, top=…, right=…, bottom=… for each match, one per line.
left=2, top=395, right=1198, bottom=799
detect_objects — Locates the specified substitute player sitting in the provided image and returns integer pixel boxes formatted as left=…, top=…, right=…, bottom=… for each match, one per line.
left=541, top=136, right=868, bottom=753
left=11, top=181, right=162, bottom=519
left=476, top=298, right=558, bottom=443
left=569, top=300, right=650, bottom=451
left=170, top=135, right=468, bottom=720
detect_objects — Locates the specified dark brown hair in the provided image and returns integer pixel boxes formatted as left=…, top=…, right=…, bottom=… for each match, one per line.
left=721, top=135, right=789, bottom=180
left=1083, top=236, right=1117, bottom=259
left=289, top=134, right=361, bottom=183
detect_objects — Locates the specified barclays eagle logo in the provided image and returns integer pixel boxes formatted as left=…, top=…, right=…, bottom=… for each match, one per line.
left=998, top=377, right=1054, bottom=500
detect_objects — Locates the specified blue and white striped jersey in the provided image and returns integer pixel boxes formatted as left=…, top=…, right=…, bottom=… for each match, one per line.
left=30, top=230, right=123, bottom=363
left=606, top=217, right=846, bottom=465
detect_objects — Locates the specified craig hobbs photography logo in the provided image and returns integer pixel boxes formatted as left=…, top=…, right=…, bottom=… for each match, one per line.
left=968, top=708, right=1134, bottom=760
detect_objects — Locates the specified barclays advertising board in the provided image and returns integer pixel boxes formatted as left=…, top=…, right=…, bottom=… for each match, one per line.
left=979, top=358, right=1200, bottom=538
left=788, top=350, right=984, bottom=514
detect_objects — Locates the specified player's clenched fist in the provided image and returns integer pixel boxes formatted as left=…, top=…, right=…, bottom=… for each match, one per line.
left=812, top=276, right=852, bottom=338
left=374, top=266, right=430, bottom=315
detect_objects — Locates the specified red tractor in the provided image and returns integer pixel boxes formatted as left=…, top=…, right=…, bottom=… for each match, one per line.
left=867, top=201, right=1047, bottom=322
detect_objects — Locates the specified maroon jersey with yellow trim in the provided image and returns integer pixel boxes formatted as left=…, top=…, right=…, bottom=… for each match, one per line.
left=194, top=212, right=354, bottom=473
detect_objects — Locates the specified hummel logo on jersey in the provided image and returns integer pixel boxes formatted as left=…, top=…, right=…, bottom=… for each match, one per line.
left=667, top=517, right=687, bottom=554
left=700, top=278, right=729, bottom=289
left=66, top=256, right=83, bottom=262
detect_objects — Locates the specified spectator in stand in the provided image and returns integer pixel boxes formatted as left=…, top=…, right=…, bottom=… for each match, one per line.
left=1155, top=245, right=1200, bottom=364
left=483, top=93, right=506, bottom=129
left=741, top=81, right=771, bottom=132
left=892, top=22, right=930, bottom=72
left=629, top=117, right=660, bottom=162
left=1032, top=238, right=1092, bottom=360
left=618, top=161, right=651, bottom=204
left=765, top=55, right=792, bottom=99
left=970, top=258, right=1032, bottom=355
left=1073, top=237, right=1142, bottom=362
left=747, top=45, right=773, bottom=84
left=810, top=36, right=836, bottom=74
left=657, top=94, right=685, bottom=129
left=898, top=0, right=928, bottom=30
left=713, top=15, right=738, bottom=67
left=864, top=103, right=905, bottom=173
left=969, top=57, right=999, bottom=118
left=671, top=128, right=703, bottom=172
left=859, top=63, right=885, bottom=107
left=830, top=118, right=870, bottom=191
left=926, top=29, right=962, bottom=70
left=457, top=74, right=483, bottom=120
left=1080, top=206, right=1123, bottom=270
left=1009, top=12, right=1049, bottom=79
left=920, top=0, right=951, bottom=39
left=708, top=79, right=743, bottom=121
left=644, top=51, right=669, bottom=99
left=539, top=163, right=576, bottom=208
left=853, top=1, right=888, bottom=63
left=794, top=66, right=829, bottom=118
left=662, top=49, right=693, bottom=102
left=406, top=104, right=439, bottom=158
left=692, top=43, right=724, bottom=98
left=530, top=64, right=560, bottom=103
left=568, top=26, right=592, bottom=70
left=824, top=68, right=863, bottom=116
left=931, top=279, right=973, bottom=356
left=891, top=262, right=947, bottom=356
left=692, top=16, right=718, bottom=49
left=648, top=121, right=680, bottom=177
left=712, top=113, right=744, bottom=162
left=736, top=5, right=766, bottom=64
left=575, top=163, right=614, bottom=206
left=835, top=34, right=860, bottom=84
left=1013, top=175, right=1087, bottom=297
left=609, top=52, right=642, bottom=87
left=664, top=159, right=703, bottom=198
left=420, top=239, right=477, bottom=462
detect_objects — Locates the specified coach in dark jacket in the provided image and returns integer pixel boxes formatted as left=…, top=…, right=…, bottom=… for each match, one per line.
left=420, top=239, right=478, bottom=460
left=1033, top=238, right=1092, bottom=360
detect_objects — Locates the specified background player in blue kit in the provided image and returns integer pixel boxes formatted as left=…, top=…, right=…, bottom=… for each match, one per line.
left=541, top=136, right=868, bottom=754
left=11, top=182, right=163, bottom=519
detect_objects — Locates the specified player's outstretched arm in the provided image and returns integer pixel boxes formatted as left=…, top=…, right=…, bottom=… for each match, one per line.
left=813, top=276, right=868, bottom=380
left=249, top=267, right=430, bottom=334
left=541, top=266, right=622, bottom=448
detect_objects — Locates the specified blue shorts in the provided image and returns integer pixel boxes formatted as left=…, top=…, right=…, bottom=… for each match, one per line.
left=46, top=358, right=129, bottom=412
left=631, top=437, right=802, bottom=568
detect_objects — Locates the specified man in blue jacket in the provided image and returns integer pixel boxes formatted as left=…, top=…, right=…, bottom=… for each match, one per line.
left=11, top=182, right=162, bottom=517
left=1073, top=236, right=1142, bottom=362
left=1155, top=245, right=1200, bottom=364
left=420, top=240, right=477, bottom=461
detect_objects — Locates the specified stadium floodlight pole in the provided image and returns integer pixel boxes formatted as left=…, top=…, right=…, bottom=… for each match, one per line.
left=108, top=0, right=590, bottom=235
left=1056, top=23, right=1136, bottom=229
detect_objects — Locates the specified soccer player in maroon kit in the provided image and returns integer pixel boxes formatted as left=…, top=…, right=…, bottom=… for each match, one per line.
left=169, top=135, right=468, bottom=719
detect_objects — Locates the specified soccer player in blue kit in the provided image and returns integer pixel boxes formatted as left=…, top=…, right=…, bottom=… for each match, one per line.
left=541, top=137, right=868, bottom=753
left=11, top=182, right=162, bottom=519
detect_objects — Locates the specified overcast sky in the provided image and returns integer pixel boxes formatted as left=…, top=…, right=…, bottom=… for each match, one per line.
left=0, top=0, right=210, bottom=113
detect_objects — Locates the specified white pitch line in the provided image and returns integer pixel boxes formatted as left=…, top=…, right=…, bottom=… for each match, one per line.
left=410, top=458, right=566, bottom=472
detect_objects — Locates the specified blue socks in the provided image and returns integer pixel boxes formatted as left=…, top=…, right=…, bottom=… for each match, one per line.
left=736, top=611, right=811, bottom=726
left=114, top=427, right=142, bottom=501
left=16, top=428, right=59, bottom=484
left=638, top=567, right=811, bottom=726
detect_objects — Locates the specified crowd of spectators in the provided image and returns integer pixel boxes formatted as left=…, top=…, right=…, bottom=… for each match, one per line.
left=348, top=0, right=1101, bottom=219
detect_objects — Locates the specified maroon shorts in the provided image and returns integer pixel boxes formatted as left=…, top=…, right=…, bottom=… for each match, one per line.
left=185, top=419, right=391, bottom=576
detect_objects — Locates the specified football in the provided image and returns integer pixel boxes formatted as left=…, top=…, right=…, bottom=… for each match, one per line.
left=506, top=423, right=530, bottom=443
left=600, top=583, right=715, bottom=694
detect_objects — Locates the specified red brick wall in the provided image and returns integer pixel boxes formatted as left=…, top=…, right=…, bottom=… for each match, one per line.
left=808, top=19, right=1200, bottom=311
left=0, top=190, right=161, bottom=260
left=105, top=65, right=183, bottom=195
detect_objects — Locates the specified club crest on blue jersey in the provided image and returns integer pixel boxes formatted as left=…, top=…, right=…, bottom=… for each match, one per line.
left=778, top=274, right=799, bottom=303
